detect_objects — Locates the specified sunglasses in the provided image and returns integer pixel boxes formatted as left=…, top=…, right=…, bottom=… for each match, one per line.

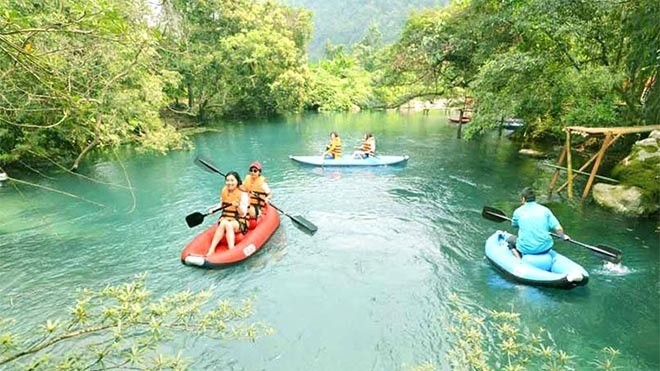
left=250, top=168, right=260, bottom=173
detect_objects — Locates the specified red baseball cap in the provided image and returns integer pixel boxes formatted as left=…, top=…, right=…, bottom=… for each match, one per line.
left=249, top=161, right=262, bottom=171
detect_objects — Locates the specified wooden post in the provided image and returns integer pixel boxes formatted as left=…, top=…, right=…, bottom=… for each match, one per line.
left=565, top=130, right=573, bottom=199
left=548, top=146, right=567, bottom=199
left=543, top=163, right=618, bottom=183
left=456, top=109, right=464, bottom=139
left=581, top=133, right=613, bottom=201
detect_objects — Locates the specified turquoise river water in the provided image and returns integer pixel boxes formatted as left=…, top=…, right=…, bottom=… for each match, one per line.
left=0, top=112, right=658, bottom=370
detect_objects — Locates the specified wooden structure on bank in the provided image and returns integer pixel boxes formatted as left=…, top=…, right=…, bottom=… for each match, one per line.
left=548, top=125, right=660, bottom=201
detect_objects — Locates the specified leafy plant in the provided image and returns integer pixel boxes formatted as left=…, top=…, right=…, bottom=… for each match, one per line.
left=0, top=274, right=272, bottom=370
left=421, top=293, right=622, bottom=371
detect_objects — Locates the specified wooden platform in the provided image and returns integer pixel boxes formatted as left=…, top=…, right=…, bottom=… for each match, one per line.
left=549, top=125, right=660, bottom=201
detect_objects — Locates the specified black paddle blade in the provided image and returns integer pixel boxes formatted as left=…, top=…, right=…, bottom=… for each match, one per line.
left=595, top=245, right=622, bottom=263
left=290, top=215, right=318, bottom=235
left=186, top=212, right=206, bottom=228
left=562, top=236, right=622, bottom=263
left=481, top=206, right=510, bottom=223
left=194, top=157, right=225, bottom=176
left=589, top=244, right=622, bottom=264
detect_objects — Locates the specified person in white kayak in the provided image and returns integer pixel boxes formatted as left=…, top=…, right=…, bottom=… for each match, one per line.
left=353, top=132, right=376, bottom=159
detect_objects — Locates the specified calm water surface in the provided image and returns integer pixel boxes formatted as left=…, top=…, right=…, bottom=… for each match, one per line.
left=0, top=112, right=658, bottom=370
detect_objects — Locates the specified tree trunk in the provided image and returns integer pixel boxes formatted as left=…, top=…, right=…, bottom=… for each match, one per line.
left=187, top=81, right=194, bottom=109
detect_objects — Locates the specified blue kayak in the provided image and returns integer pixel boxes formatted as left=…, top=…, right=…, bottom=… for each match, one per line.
left=499, top=118, right=525, bottom=130
left=289, top=155, right=409, bottom=167
left=485, top=230, right=589, bottom=289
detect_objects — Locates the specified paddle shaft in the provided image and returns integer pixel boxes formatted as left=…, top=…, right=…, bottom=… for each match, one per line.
left=194, top=156, right=318, bottom=234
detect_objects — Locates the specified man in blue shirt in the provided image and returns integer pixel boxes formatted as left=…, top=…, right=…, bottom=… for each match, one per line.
left=507, top=187, right=570, bottom=258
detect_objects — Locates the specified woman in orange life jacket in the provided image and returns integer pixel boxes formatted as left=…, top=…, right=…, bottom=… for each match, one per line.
left=353, top=132, right=376, bottom=159
left=206, top=171, right=249, bottom=255
left=243, top=161, right=272, bottom=219
left=323, top=131, right=342, bottom=159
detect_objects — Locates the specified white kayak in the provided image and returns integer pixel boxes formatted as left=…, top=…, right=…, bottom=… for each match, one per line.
left=289, top=155, right=409, bottom=167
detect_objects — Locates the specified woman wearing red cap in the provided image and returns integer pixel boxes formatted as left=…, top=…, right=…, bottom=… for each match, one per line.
left=243, top=161, right=272, bottom=219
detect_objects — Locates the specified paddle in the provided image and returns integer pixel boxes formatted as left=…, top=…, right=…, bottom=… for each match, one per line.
left=185, top=205, right=228, bottom=228
left=481, top=206, right=622, bottom=263
left=194, top=156, right=318, bottom=235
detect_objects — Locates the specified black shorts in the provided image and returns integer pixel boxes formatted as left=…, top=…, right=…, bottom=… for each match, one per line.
left=238, top=219, right=248, bottom=233
left=251, top=204, right=261, bottom=217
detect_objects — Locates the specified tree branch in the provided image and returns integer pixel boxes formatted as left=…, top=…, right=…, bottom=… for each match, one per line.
left=71, top=137, right=100, bottom=172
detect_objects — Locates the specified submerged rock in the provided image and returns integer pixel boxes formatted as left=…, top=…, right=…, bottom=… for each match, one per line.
left=518, top=148, right=547, bottom=158
left=592, top=183, right=657, bottom=216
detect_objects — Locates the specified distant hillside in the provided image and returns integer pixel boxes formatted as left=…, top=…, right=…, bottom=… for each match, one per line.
left=281, top=0, right=448, bottom=59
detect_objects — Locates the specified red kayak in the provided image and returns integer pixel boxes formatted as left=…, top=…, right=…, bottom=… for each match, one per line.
left=181, top=203, right=280, bottom=268
left=448, top=116, right=471, bottom=123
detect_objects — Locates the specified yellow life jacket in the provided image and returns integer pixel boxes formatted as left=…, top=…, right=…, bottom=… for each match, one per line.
left=243, top=175, right=268, bottom=206
left=220, top=186, right=247, bottom=223
left=328, top=137, right=342, bottom=158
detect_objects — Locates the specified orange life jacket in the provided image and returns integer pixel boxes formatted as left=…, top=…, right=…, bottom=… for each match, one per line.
left=361, top=138, right=374, bottom=153
left=220, top=186, right=247, bottom=223
left=243, top=175, right=268, bottom=206
left=328, top=137, right=342, bottom=158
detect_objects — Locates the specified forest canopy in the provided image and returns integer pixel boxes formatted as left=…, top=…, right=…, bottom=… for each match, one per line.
left=0, top=0, right=657, bottom=170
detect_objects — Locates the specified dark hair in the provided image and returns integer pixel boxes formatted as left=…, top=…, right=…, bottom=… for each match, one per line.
left=521, top=187, right=535, bottom=202
left=225, top=171, right=242, bottom=185
left=365, top=132, right=373, bottom=139
left=330, top=131, right=338, bottom=137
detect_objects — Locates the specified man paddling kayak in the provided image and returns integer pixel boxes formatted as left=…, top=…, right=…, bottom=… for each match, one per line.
left=507, top=187, right=570, bottom=259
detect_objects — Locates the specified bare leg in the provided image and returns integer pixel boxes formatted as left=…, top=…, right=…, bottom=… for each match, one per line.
left=226, top=220, right=239, bottom=249
left=226, top=228, right=235, bottom=249
left=207, top=221, right=227, bottom=256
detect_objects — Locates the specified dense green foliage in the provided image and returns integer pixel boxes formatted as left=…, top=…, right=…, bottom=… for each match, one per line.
left=384, top=0, right=660, bottom=139
left=158, top=0, right=313, bottom=119
left=0, top=0, right=183, bottom=169
left=0, top=0, right=315, bottom=170
left=1, top=0, right=657, bottom=174
left=306, top=28, right=382, bottom=111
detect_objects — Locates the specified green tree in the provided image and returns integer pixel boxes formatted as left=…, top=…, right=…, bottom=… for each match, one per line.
left=384, top=0, right=659, bottom=139
left=158, top=0, right=313, bottom=119
left=0, top=0, right=182, bottom=170
left=307, top=49, right=372, bottom=111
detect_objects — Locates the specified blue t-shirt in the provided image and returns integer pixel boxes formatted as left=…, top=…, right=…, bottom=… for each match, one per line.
left=511, top=201, right=560, bottom=254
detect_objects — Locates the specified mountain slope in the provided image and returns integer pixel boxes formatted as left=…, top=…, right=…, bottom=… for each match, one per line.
left=281, top=0, right=448, bottom=59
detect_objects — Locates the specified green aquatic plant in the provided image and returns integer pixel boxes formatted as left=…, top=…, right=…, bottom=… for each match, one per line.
left=0, top=273, right=272, bottom=370
left=415, top=293, right=620, bottom=370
